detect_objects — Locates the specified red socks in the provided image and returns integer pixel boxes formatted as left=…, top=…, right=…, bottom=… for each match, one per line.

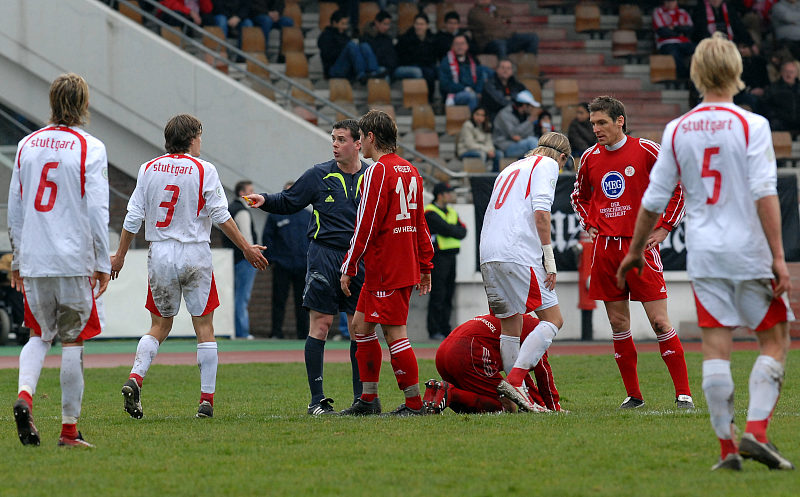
left=389, top=338, right=422, bottom=410
left=657, top=328, right=691, bottom=397
left=612, top=330, right=642, bottom=399
left=719, top=438, right=738, bottom=459
left=506, top=367, right=528, bottom=387
left=129, top=373, right=144, bottom=388
left=18, top=391, right=33, bottom=411
left=745, top=420, right=769, bottom=443
left=200, top=392, right=214, bottom=406
left=355, top=333, right=382, bottom=402
left=61, top=423, right=78, bottom=439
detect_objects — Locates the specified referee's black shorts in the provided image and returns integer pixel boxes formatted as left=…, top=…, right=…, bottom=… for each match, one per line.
left=302, top=242, right=364, bottom=316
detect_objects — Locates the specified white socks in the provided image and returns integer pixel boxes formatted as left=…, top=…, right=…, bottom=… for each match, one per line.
left=197, top=342, right=218, bottom=394
left=60, top=346, right=84, bottom=425
left=747, top=355, right=784, bottom=422
left=513, top=321, right=559, bottom=371
left=499, top=335, right=520, bottom=375
left=702, top=359, right=735, bottom=440
left=18, top=336, right=51, bottom=396
left=131, top=334, right=160, bottom=379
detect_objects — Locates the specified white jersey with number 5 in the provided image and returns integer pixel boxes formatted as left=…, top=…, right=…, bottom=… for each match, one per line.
left=123, top=154, right=231, bottom=242
left=480, top=154, right=559, bottom=267
left=642, top=102, right=777, bottom=280
left=8, top=125, right=110, bottom=277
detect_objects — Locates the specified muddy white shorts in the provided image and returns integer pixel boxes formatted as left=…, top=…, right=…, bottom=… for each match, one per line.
left=692, top=277, right=795, bottom=331
left=480, top=261, right=558, bottom=319
left=23, top=276, right=103, bottom=343
left=146, top=240, right=219, bottom=318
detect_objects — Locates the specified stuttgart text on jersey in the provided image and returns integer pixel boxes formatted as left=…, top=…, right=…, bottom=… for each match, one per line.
left=679, top=118, right=734, bottom=134
left=149, top=161, right=195, bottom=176
left=27, top=136, right=78, bottom=151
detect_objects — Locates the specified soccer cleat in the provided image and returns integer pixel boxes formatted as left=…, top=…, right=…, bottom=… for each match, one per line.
left=383, top=404, right=425, bottom=416
left=619, top=396, right=645, bottom=409
left=196, top=400, right=214, bottom=418
left=13, top=398, right=40, bottom=446
left=57, top=432, right=95, bottom=448
left=711, top=452, right=743, bottom=471
left=423, top=379, right=451, bottom=414
left=338, top=397, right=382, bottom=416
left=308, top=397, right=337, bottom=415
left=121, top=379, right=143, bottom=419
left=497, top=380, right=548, bottom=413
left=739, top=433, right=795, bottom=470
left=676, top=394, right=695, bottom=409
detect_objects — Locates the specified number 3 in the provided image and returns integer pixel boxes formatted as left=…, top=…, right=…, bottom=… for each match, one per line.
left=701, top=147, right=721, bottom=205
left=395, top=177, right=418, bottom=220
left=156, top=185, right=181, bottom=227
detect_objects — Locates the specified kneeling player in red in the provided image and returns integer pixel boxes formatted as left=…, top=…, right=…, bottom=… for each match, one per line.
left=425, top=314, right=561, bottom=414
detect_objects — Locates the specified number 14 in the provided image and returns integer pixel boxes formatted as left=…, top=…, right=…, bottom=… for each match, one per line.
left=395, top=176, right=418, bottom=220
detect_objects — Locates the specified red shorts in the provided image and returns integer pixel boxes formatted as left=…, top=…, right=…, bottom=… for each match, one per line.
left=357, top=286, right=413, bottom=325
left=590, top=236, right=667, bottom=302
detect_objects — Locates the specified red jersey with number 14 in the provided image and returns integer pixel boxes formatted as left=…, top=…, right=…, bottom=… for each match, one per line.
left=341, top=153, right=434, bottom=290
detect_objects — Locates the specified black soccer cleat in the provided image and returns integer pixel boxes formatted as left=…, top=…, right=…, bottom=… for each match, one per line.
left=619, top=396, right=645, bottom=409
left=13, top=398, right=40, bottom=446
left=711, top=452, right=743, bottom=471
left=196, top=400, right=214, bottom=418
left=339, top=397, right=382, bottom=416
left=121, top=379, right=144, bottom=419
left=308, top=397, right=337, bottom=415
left=739, top=433, right=795, bottom=470
left=383, top=404, right=425, bottom=417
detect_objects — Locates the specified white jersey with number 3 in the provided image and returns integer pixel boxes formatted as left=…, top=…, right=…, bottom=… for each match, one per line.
left=480, top=154, right=559, bottom=267
left=123, top=154, right=231, bottom=243
left=642, top=102, right=777, bottom=280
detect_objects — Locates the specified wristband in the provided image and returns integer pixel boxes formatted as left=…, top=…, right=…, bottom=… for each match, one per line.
left=542, top=244, right=556, bottom=274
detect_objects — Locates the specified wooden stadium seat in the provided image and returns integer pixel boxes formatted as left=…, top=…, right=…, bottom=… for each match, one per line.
left=415, top=131, right=440, bottom=158
left=284, top=2, right=302, bottom=28
left=553, top=79, right=579, bottom=108
left=462, top=157, right=487, bottom=173
left=510, top=53, right=539, bottom=78
left=285, top=51, right=309, bottom=78
left=560, top=105, right=579, bottom=130
left=202, top=26, right=225, bottom=52
left=293, top=105, right=318, bottom=125
left=359, top=2, right=380, bottom=32
left=772, top=131, right=793, bottom=159
left=436, top=2, right=456, bottom=31
left=575, top=3, right=601, bottom=34
left=319, top=2, right=338, bottom=30
left=618, top=4, right=642, bottom=31
left=241, top=26, right=266, bottom=53
left=520, top=78, right=542, bottom=103
left=403, top=79, right=429, bottom=107
left=611, top=30, right=638, bottom=58
left=636, top=131, right=663, bottom=144
left=119, top=1, right=142, bottom=24
left=398, top=2, right=419, bottom=34
left=412, top=104, right=436, bottom=131
left=370, top=104, right=396, bottom=120
left=281, top=26, right=304, bottom=54
left=446, top=105, right=470, bottom=136
left=477, top=54, right=498, bottom=71
left=336, top=102, right=359, bottom=122
left=367, top=78, right=392, bottom=105
left=252, top=81, right=276, bottom=101
left=650, top=54, right=677, bottom=83
left=161, top=26, right=182, bottom=47
left=247, top=53, right=270, bottom=80
left=291, top=78, right=316, bottom=104
left=329, top=78, right=354, bottom=103
left=499, top=157, right=517, bottom=170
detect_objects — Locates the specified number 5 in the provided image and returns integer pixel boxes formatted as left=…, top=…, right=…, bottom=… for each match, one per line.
left=701, top=147, right=721, bottom=205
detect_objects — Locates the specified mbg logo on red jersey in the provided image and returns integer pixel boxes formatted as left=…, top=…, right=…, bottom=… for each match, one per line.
left=601, top=171, right=625, bottom=199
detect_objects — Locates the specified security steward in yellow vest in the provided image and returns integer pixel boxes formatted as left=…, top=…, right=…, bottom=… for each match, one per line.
left=424, top=182, right=467, bottom=340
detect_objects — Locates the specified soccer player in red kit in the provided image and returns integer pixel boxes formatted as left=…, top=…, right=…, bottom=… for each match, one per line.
left=425, top=314, right=561, bottom=414
left=339, top=110, right=435, bottom=416
left=571, top=96, right=694, bottom=410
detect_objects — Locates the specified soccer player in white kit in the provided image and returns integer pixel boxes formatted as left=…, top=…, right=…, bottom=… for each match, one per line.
left=111, top=114, right=268, bottom=419
left=618, top=33, right=795, bottom=471
left=479, top=132, right=570, bottom=412
left=8, top=73, right=110, bottom=447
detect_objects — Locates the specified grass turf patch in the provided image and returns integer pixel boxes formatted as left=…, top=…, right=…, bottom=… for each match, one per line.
left=0, top=349, right=797, bottom=496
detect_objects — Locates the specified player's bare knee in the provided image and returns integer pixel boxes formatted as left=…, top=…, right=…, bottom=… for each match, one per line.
left=651, top=317, right=672, bottom=335
left=309, top=312, right=334, bottom=340
left=607, top=315, right=630, bottom=332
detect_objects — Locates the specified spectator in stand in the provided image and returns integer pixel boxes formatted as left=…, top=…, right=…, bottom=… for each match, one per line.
left=395, top=14, right=440, bottom=101
left=692, top=0, right=754, bottom=46
left=653, top=0, right=696, bottom=79
left=772, top=0, right=800, bottom=60
left=457, top=106, right=501, bottom=171
left=767, top=47, right=795, bottom=82
left=361, top=10, right=400, bottom=79
left=762, top=59, right=800, bottom=134
left=245, top=1, right=295, bottom=56
left=467, top=0, right=538, bottom=58
left=481, top=59, right=527, bottom=119
left=208, top=0, right=249, bottom=42
left=567, top=102, right=595, bottom=157
left=318, top=10, right=385, bottom=83
left=534, top=109, right=553, bottom=137
left=158, top=0, right=213, bottom=34
left=438, top=34, right=490, bottom=110
left=492, top=89, right=541, bottom=158
left=434, top=11, right=473, bottom=60
left=735, top=42, right=769, bottom=111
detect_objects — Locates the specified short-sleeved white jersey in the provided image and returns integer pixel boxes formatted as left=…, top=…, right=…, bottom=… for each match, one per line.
left=642, top=102, right=777, bottom=280
left=123, top=153, right=231, bottom=243
left=8, top=125, right=110, bottom=277
left=480, top=155, right=559, bottom=267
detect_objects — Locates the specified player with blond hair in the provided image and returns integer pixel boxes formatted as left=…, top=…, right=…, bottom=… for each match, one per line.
left=619, top=32, right=795, bottom=471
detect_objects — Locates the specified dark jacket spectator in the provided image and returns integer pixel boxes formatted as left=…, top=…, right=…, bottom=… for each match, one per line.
left=396, top=22, right=439, bottom=68
left=762, top=60, right=800, bottom=132
left=318, top=26, right=351, bottom=78
left=691, top=0, right=754, bottom=45
left=467, top=0, right=538, bottom=58
left=438, top=35, right=490, bottom=109
left=361, top=11, right=398, bottom=73
left=248, top=0, right=286, bottom=17
left=433, top=11, right=473, bottom=60
left=481, top=59, right=527, bottom=117
left=213, top=0, right=250, bottom=18
left=567, top=103, right=595, bottom=157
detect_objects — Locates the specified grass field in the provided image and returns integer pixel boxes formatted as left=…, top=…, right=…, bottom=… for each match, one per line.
left=1, top=349, right=798, bottom=497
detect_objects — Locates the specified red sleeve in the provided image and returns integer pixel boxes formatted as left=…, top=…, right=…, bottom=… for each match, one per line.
left=160, top=0, right=190, bottom=15
left=656, top=182, right=685, bottom=232
left=415, top=184, right=435, bottom=273
left=199, top=0, right=213, bottom=14
left=570, top=148, right=594, bottom=230
left=341, top=163, right=386, bottom=277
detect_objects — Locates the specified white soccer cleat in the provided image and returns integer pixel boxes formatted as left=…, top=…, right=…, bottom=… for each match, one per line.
left=497, top=380, right=548, bottom=413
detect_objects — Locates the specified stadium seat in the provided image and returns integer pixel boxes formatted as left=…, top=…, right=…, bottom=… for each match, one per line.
left=611, top=30, right=638, bottom=58
left=359, top=2, right=380, bottom=32
left=412, top=104, right=436, bottom=131
left=367, top=78, right=392, bottom=105
left=370, top=104, right=396, bottom=120
left=650, top=54, right=677, bottom=83
left=446, top=105, right=470, bottom=136
left=291, top=78, right=316, bottom=104
left=436, top=2, right=456, bottom=31
left=202, top=26, right=225, bottom=52
left=462, top=157, right=487, bottom=173
left=160, top=26, right=182, bottom=47
left=284, top=3, right=303, bottom=28
left=281, top=26, right=304, bottom=54
left=329, top=78, right=354, bottom=103
left=499, top=157, right=517, bottom=170
left=293, top=105, right=318, bottom=125
left=575, top=3, right=601, bottom=34
left=336, top=103, right=359, bottom=122
left=511, top=54, right=539, bottom=79
left=241, top=26, right=266, bottom=54
left=415, top=131, right=440, bottom=158
left=246, top=53, right=270, bottom=80
left=636, top=131, right=663, bottom=144
left=285, top=51, right=309, bottom=78
left=252, top=81, right=276, bottom=101
left=119, top=1, right=142, bottom=24
left=618, top=4, right=643, bottom=31
left=560, top=104, right=579, bottom=130
left=520, top=78, right=542, bottom=103
left=319, top=2, right=338, bottom=30
left=554, top=79, right=579, bottom=108
left=403, top=79, right=429, bottom=107
left=398, top=2, right=418, bottom=33
left=773, top=131, right=793, bottom=159
left=477, top=54, right=498, bottom=71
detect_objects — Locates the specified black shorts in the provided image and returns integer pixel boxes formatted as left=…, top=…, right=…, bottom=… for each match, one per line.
left=302, top=242, right=364, bottom=316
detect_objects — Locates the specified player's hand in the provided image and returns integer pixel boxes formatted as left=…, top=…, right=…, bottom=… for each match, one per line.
left=244, top=244, right=269, bottom=270
left=587, top=226, right=598, bottom=241
left=10, top=270, right=23, bottom=292
left=243, top=194, right=265, bottom=208
left=645, top=227, right=669, bottom=251
left=772, top=259, right=792, bottom=299
left=92, top=271, right=111, bottom=298
left=544, top=272, right=557, bottom=291
left=616, top=252, right=644, bottom=290
left=417, top=272, right=432, bottom=296
left=110, top=253, right=125, bottom=280
left=340, top=274, right=352, bottom=297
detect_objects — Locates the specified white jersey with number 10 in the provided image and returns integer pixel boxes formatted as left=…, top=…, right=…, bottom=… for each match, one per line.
left=642, top=102, right=777, bottom=280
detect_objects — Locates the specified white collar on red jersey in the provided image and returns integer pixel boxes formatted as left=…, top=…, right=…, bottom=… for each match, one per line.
left=605, top=134, right=627, bottom=152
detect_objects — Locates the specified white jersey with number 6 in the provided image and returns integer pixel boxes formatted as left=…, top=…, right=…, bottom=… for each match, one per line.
left=642, top=102, right=777, bottom=280
left=123, top=154, right=231, bottom=242
left=480, top=154, right=559, bottom=268
left=8, top=125, right=110, bottom=277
